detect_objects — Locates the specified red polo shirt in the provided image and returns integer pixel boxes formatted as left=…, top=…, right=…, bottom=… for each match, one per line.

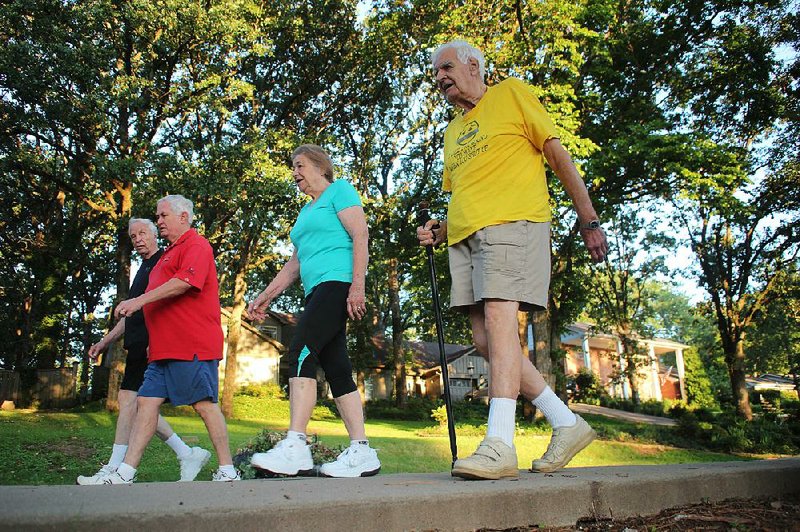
left=144, top=228, right=223, bottom=361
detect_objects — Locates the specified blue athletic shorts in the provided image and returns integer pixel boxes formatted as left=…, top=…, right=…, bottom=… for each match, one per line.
left=138, top=356, right=219, bottom=406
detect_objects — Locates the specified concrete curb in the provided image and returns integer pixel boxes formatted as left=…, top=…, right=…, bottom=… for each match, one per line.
left=1, top=459, right=798, bottom=531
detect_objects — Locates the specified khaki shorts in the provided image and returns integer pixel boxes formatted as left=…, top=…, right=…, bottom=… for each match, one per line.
left=448, top=221, right=551, bottom=312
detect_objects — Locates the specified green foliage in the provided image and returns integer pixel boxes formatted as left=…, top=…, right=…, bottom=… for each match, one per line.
left=232, top=429, right=346, bottom=480
left=234, top=383, right=286, bottom=400
left=682, top=347, right=718, bottom=408
left=365, top=397, right=440, bottom=421
left=569, top=368, right=607, bottom=404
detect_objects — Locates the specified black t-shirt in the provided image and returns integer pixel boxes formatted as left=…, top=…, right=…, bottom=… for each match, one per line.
left=123, top=249, right=163, bottom=349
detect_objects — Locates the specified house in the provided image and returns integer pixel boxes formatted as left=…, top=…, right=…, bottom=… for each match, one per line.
left=233, top=312, right=689, bottom=404
left=556, top=322, right=689, bottom=402
left=219, top=309, right=288, bottom=387
left=365, top=333, right=487, bottom=402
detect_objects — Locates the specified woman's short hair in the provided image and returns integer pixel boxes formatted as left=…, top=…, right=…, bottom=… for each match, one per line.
left=158, top=194, right=194, bottom=224
left=431, top=40, right=486, bottom=80
left=128, top=217, right=158, bottom=236
left=292, top=144, right=334, bottom=183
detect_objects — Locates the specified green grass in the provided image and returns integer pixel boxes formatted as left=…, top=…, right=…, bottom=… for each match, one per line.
left=0, top=396, right=751, bottom=486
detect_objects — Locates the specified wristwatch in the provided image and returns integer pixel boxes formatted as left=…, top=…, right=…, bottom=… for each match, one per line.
left=581, top=219, right=601, bottom=230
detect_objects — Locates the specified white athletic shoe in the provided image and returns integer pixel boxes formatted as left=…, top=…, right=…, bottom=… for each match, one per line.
left=211, top=468, right=241, bottom=482
left=319, top=445, right=381, bottom=478
left=101, top=471, right=134, bottom=485
left=250, top=438, right=313, bottom=476
left=76, top=464, right=117, bottom=485
left=178, top=447, right=212, bottom=482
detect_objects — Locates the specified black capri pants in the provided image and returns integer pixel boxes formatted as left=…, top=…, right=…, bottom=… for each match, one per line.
left=286, top=281, right=357, bottom=398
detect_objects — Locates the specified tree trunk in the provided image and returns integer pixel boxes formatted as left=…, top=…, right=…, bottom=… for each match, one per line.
left=549, top=319, right=568, bottom=401
left=389, top=257, right=405, bottom=407
left=221, top=268, right=248, bottom=418
left=105, top=199, right=132, bottom=412
left=728, top=337, right=753, bottom=420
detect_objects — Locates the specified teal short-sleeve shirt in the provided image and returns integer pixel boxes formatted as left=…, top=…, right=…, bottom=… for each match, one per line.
left=290, top=179, right=362, bottom=295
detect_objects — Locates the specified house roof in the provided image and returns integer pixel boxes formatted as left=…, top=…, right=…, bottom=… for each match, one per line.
left=220, top=308, right=284, bottom=350
left=561, top=322, right=690, bottom=352
left=746, top=374, right=797, bottom=392
left=369, top=333, right=476, bottom=369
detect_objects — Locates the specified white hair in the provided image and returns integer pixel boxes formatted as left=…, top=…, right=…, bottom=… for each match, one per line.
left=158, top=194, right=194, bottom=224
left=128, top=217, right=158, bottom=236
left=431, top=40, right=486, bottom=79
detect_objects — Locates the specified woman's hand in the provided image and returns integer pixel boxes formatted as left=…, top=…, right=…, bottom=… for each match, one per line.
left=247, top=291, right=272, bottom=322
left=346, top=283, right=366, bottom=320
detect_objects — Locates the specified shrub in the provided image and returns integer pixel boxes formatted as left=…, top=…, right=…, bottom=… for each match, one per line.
left=569, top=368, right=607, bottom=404
left=365, top=397, right=439, bottom=421
left=232, top=429, right=346, bottom=480
left=235, top=382, right=286, bottom=400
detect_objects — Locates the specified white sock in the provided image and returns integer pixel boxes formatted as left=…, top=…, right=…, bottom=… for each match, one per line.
left=287, top=430, right=307, bottom=444
left=486, top=398, right=517, bottom=447
left=165, top=433, right=192, bottom=459
left=218, top=464, right=237, bottom=476
left=117, top=462, right=137, bottom=481
left=350, top=439, right=369, bottom=447
left=108, top=444, right=127, bottom=468
left=532, top=386, right=577, bottom=428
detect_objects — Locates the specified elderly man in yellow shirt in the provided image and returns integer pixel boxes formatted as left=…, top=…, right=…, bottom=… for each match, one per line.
left=417, top=40, right=608, bottom=480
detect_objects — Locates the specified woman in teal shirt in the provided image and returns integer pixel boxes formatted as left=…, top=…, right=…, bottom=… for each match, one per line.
left=247, top=144, right=380, bottom=478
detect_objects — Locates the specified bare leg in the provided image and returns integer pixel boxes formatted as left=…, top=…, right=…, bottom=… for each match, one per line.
left=114, top=390, right=138, bottom=445
left=122, top=396, right=164, bottom=468
left=334, top=390, right=367, bottom=440
left=193, top=400, right=233, bottom=466
left=469, top=305, right=547, bottom=400
left=288, top=377, right=317, bottom=434
left=154, top=415, right=175, bottom=441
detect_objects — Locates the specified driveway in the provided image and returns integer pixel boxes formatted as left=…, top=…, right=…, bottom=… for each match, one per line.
left=571, top=402, right=678, bottom=426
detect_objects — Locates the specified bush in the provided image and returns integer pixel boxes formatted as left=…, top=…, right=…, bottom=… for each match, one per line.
left=364, top=397, right=439, bottom=421
left=235, top=382, right=286, bottom=400
left=569, top=369, right=607, bottom=404
left=232, top=429, right=346, bottom=480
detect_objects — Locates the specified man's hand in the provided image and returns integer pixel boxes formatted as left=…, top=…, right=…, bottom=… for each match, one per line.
left=87, top=340, right=107, bottom=361
left=114, top=297, right=143, bottom=319
left=416, top=219, right=447, bottom=247
left=580, top=226, right=609, bottom=263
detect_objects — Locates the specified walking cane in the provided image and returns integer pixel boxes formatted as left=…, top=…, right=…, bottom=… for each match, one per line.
left=417, top=201, right=458, bottom=466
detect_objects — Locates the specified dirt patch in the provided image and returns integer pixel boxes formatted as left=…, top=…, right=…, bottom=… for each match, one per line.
left=24, top=438, right=96, bottom=461
left=485, top=496, right=800, bottom=531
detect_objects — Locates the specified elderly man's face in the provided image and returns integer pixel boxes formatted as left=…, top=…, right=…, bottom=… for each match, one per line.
left=129, top=222, right=158, bottom=259
left=155, top=201, right=187, bottom=243
left=433, top=48, right=480, bottom=106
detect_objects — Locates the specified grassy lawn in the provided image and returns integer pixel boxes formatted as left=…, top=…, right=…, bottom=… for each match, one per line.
left=0, top=396, right=749, bottom=486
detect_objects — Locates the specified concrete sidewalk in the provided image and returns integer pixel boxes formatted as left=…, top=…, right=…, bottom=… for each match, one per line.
left=1, top=459, right=798, bottom=531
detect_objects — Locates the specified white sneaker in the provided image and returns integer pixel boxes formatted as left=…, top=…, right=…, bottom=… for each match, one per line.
left=212, top=468, right=241, bottom=482
left=178, top=447, right=212, bottom=481
left=319, top=445, right=381, bottom=478
left=250, top=438, right=313, bottom=476
left=76, top=464, right=117, bottom=485
left=531, top=414, right=596, bottom=473
left=101, top=471, right=134, bottom=485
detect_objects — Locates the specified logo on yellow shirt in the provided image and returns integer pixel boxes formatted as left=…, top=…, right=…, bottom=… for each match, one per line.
left=457, top=121, right=479, bottom=146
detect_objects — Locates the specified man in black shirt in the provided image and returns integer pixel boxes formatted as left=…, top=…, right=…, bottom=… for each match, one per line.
left=77, top=218, right=211, bottom=484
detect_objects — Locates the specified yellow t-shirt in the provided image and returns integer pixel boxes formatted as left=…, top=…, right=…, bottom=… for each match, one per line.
left=443, top=77, right=558, bottom=245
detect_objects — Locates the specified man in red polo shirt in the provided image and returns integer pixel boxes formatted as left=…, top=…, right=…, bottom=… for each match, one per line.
left=104, top=194, right=239, bottom=484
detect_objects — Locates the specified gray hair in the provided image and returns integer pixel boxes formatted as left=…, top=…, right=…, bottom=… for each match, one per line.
left=128, top=217, right=158, bottom=236
left=432, top=40, right=486, bottom=80
left=158, top=194, right=194, bottom=224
